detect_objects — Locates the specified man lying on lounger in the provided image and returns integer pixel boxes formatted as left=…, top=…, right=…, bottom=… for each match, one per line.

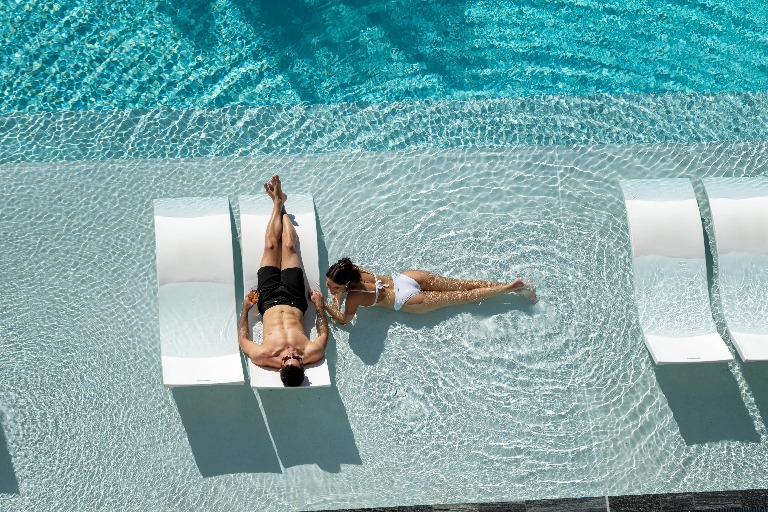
left=238, top=175, right=329, bottom=387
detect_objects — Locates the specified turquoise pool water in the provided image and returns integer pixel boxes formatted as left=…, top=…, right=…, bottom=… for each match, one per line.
left=2, top=1, right=768, bottom=511
left=4, top=0, right=768, bottom=111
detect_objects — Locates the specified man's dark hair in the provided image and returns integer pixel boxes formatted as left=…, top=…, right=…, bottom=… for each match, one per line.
left=326, top=257, right=362, bottom=285
left=280, top=364, right=305, bottom=387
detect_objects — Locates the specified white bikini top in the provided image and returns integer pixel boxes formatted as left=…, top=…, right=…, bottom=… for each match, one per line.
left=350, top=268, right=389, bottom=306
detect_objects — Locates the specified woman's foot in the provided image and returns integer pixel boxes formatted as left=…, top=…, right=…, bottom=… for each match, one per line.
left=521, top=288, right=538, bottom=304
left=506, top=278, right=538, bottom=303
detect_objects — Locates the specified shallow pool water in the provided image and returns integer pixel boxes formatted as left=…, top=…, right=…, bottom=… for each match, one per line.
left=3, top=0, right=768, bottom=509
left=2, top=119, right=768, bottom=509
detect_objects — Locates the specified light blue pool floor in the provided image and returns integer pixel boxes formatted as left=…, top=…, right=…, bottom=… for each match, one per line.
left=1, top=142, right=768, bottom=511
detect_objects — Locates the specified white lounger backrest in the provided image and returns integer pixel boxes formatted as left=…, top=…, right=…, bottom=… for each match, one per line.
left=155, top=214, right=235, bottom=286
left=154, top=197, right=244, bottom=387
left=705, top=180, right=768, bottom=255
left=703, top=178, right=768, bottom=361
left=621, top=179, right=732, bottom=364
left=625, top=199, right=706, bottom=259
left=238, top=194, right=330, bottom=388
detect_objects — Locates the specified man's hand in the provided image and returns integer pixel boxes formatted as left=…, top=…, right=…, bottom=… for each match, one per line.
left=239, top=294, right=258, bottom=351
left=242, top=296, right=257, bottom=313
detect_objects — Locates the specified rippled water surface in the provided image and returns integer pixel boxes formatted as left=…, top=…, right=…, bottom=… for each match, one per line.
left=2, top=141, right=768, bottom=511
left=3, top=0, right=768, bottom=510
left=3, top=0, right=768, bottom=111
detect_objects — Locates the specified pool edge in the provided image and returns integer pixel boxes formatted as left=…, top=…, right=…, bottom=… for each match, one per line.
left=314, top=488, right=768, bottom=512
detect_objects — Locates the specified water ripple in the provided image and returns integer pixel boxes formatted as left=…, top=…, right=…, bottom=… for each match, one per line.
left=2, top=93, right=768, bottom=164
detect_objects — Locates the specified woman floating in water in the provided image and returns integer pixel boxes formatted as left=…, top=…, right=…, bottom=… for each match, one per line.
left=323, top=257, right=536, bottom=324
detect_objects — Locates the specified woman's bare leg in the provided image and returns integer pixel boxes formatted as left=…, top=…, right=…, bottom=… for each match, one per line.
left=404, top=270, right=507, bottom=292
left=401, top=284, right=524, bottom=314
left=405, top=270, right=533, bottom=298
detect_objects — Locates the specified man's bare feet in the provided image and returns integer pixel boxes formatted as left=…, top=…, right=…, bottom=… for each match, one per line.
left=263, top=174, right=287, bottom=203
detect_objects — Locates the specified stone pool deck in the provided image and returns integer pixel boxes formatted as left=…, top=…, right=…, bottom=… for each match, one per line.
left=317, top=488, right=768, bottom=512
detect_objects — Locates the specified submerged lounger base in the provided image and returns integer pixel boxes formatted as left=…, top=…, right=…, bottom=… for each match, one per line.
left=644, top=334, right=733, bottom=364
left=729, top=332, right=768, bottom=362
left=162, top=354, right=245, bottom=386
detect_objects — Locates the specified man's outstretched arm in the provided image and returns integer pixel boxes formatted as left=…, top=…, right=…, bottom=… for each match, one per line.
left=238, top=297, right=263, bottom=363
left=304, top=290, right=329, bottom=364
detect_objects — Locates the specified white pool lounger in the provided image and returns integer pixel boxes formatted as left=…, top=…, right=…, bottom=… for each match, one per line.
left=621, top=179, right=732, bottom=364
left=238, top=194, right=330, bottom=388
left=704, top=178, right=768, bottom=362
left=153, top=197, right=244, bottom=387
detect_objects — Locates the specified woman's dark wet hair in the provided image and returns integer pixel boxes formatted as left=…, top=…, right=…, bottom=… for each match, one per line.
left=326, top=257, right=362, bottom=285
left=280, top=364, right=305, bottom=387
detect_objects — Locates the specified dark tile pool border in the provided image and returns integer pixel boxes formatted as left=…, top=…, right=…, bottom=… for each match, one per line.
left=314, top=489, right=768, bottom=512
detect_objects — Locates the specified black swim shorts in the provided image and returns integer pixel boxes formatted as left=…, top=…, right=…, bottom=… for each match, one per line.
left=256, top=266, right=308, bottom=315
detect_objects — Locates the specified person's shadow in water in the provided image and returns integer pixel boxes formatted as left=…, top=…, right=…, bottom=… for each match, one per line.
left=315, top=221, right=392, bottom=364
left=346, top=308, right=391, bottom=365
left=345, top=289, right=539, bottom=365
left=0, top=412, right=19, bottom=494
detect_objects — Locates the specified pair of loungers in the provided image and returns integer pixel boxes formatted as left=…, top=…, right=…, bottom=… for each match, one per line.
left=153, top=194, right=330, bottom=388
left=622, top=178, right=768, bottom=364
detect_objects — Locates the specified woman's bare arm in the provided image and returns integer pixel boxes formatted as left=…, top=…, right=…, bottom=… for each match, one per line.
left=323, top=295, right=357, bottom=325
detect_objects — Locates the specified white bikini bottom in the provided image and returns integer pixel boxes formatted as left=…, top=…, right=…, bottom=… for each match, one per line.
left=393, top=273, right=421, bottom=311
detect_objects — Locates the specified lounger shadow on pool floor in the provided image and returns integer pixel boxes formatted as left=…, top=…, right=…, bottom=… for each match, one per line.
left=0, top=415, right=19, bottom=494
left=741, top=361, right=768, bottom=429
left=172, top=385, right=281, bottom=476
left=654, top=364, right=759, bottom=445
left=258, top=386, right=362, bottom=472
